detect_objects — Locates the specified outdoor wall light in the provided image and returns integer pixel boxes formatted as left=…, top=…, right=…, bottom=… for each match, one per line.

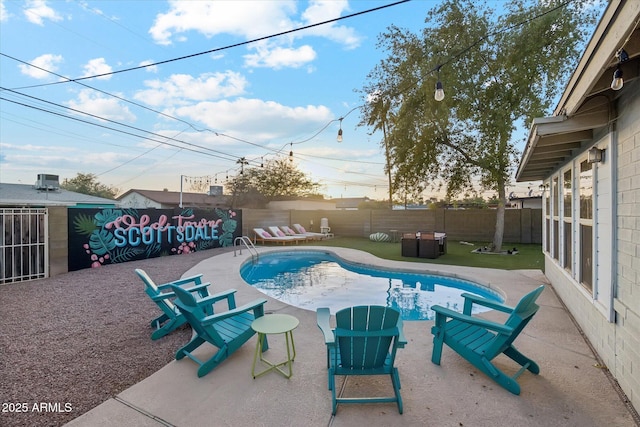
left=587, top=147, right=604, bottom=164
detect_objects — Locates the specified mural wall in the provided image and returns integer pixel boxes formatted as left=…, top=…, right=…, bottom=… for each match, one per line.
left=68, top=207, right=241, bottom=271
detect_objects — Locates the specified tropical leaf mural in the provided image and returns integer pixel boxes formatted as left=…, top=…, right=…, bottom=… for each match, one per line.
left=89, top=229, right=117, bottom=256
left=94, top=209, right=123, bottom=228
left=73, top=214, right=97, bottom=236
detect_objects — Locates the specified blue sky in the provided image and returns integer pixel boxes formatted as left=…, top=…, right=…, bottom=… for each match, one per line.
left=0, top=0, right=585, bottom=200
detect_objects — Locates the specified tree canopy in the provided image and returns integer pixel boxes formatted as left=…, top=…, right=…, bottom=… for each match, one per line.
left=360, top=0, right=600, bottom=251
left=225, top=157, right=320, bottom=205
left=61, top=173, right=119, bottom=199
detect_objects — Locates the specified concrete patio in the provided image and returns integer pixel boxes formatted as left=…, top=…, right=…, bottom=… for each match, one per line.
left=66, top=247, right=637, bottom=426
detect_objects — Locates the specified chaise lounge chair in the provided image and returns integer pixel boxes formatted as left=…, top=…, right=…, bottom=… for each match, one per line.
left=292, top=224, right=325, bottom=240
left=253, top=227, right=299, bottom=245
left=268, top=226, right=307, bottom=243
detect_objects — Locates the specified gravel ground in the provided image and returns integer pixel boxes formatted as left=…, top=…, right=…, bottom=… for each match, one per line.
left=0, top=248, right=232, bottom=427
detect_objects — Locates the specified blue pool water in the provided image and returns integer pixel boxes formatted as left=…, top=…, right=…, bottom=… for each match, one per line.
left=240, top=250, right=504, bottom=321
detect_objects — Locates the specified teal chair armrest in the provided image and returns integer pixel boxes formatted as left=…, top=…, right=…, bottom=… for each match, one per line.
left=461, top=292, right=514, bottom=315
left=197, top=289, right=238, bottom=308
left=432, top=305, right=514, bottom=335
left=151, top=292, right=176, bottom=301
left=201, top=299, right=267, bottom=325
left=316, top=307, right=335, bottom=345
left=156, top=274, right=203, bottom=290
left=396, top=317, right=407, bottom=347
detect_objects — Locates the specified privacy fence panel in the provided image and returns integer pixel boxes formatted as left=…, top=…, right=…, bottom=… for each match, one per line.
left=0, top=208, right=48, bottom=284
left=67, top=207, right=242, bottom=271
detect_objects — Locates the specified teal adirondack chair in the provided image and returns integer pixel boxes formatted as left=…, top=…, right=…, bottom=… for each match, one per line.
left=135, top=268, right=211, bottom=340
left=317, top=305, right=406, bottom=415
left=169, top=284, right=268, bottom=377
left=431, top=285, right=545, bottom=395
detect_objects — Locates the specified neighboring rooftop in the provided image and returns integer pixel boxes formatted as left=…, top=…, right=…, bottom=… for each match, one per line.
left=0, top=182, right=118, bottom=207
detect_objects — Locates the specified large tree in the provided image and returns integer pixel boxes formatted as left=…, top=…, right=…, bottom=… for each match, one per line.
left=61, top=173, right=118, bottom=199
left=360, top=0, right=600, bottom=251
left=225, top=157, right=320, bottom=206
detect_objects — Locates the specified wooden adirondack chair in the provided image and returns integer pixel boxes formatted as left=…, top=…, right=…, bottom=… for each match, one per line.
left=431, top=285, right=545, bottom=395
left=135, top=268, right=211, bottom=340
left=317, top=305, right=407, bottom=415
left=169, top=284, right=268, bottom=377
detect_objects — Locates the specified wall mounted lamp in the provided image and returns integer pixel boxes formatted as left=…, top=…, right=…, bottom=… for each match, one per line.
left=587, top=147, right=604, bottom=164
left=611, top=48, right=629, bottom=91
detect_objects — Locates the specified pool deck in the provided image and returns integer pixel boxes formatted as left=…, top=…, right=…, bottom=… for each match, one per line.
left=66, top=247, right=637, bottom=427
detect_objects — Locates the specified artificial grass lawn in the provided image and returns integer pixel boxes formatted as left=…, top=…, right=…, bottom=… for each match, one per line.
left=305, top=236, right=544, bottom=271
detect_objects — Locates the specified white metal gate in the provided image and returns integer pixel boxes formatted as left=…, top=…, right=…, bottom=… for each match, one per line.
left=0, top=208, right=48, bottom=285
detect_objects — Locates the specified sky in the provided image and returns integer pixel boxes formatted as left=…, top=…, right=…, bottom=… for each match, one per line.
left=0, top=0, right=591, bottom=200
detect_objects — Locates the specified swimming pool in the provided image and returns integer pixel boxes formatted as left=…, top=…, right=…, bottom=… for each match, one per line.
left=240, top=250, right=504, bottom=321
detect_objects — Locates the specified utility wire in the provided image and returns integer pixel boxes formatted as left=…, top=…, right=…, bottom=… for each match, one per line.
left=8, top=0, right=411, bottom=90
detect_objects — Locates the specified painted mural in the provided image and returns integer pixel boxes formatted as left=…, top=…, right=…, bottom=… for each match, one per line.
left=67, top=207, right=241, bottom=271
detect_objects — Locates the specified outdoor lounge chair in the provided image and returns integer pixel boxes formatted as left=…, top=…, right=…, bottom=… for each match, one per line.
left=317, top=305, right=406, bottom=414
left=169, top=284, right=268, bottom=377
left=268, top=226, right=306, bottom=243
left=280, top=225, right=313, bottom=240
left=253, top=227, right=299, bottom=245
left=430, top=285, right=545, bottom=395
left=320, top=218, right=333, bottom=237
left=292, top=223, right=325, bottom=239
left=135, top=268, right=211, bottom=340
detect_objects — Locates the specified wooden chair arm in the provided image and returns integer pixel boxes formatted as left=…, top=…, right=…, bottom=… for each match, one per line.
left=156, top=274, right=203, bottom=290
left=316, top=307, right=335, bottom=345
left=461, top=292, right=514, bottom=315
left=201, top=299, right=267, bottom=325
left=432, top=305, right=514, bottom=335
left=197, top=289, right=237, bottom=309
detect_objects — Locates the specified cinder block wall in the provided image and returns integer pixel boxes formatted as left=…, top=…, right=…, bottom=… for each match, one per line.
left=48, top=206, right=68, bottom=277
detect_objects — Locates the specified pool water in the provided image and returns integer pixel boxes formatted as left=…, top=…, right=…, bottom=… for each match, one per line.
left=240, top=250, right=503, bottom=321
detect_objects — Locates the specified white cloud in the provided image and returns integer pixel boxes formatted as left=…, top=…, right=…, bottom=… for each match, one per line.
left=173, top=98, right=333, bottom=141
left=148, top=1, right=361, bottom=69
left=244, top=42, right=316, bottom=69
left=138, top=60, right=158, bottom=73
left=18, top=53, right=63, bottom=79
left=149, top=1, right=297, bottom=45
left=82, top=58, right=113, bottom=80
left=300, top=0, right=361, bottom=49
left=0, top=0, right=10, bottom=22
left=134, top=71, right=248, bottom=107
left=24, top=0, right=62, bottom=26
left=67, top=89, right=136, bottom=122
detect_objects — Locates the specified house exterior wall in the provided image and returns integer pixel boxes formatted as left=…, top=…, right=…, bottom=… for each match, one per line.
left=118, top=193, right=162, bottom=209
left=544, top=80, right=640, bottom=410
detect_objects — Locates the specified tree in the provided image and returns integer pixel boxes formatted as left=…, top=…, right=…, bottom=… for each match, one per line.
left=61, top=173, right=118, bottom=199
left=360, top=0, right=600, bottom=251
left=226, top=157, right=319, bottom=199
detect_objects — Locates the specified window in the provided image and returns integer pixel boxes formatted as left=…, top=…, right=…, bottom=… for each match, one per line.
left=563, top=169, right=572, bottom=273
left=579, top=160, right=593, bottom=291
left=544, top=183, right=550, bottom=253
left=552, top=176, right=559, bottom=261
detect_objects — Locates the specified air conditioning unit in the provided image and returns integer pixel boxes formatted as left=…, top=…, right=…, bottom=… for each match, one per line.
left=35, top=174, right=60, bottom=190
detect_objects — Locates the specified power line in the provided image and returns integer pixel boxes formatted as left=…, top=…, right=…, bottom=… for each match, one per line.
left=8, top=0, right=412, bottom=90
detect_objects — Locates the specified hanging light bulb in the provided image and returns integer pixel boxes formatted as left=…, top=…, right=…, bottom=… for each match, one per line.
left=337, top=118, right=343, bottom=142
left=611, top=65, right=624, bottom=91
left=289, top=143, right=293, bottom=162
left=611, top=48, right=629, bottom=91
left=434, top=81, right=445, bottom=101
